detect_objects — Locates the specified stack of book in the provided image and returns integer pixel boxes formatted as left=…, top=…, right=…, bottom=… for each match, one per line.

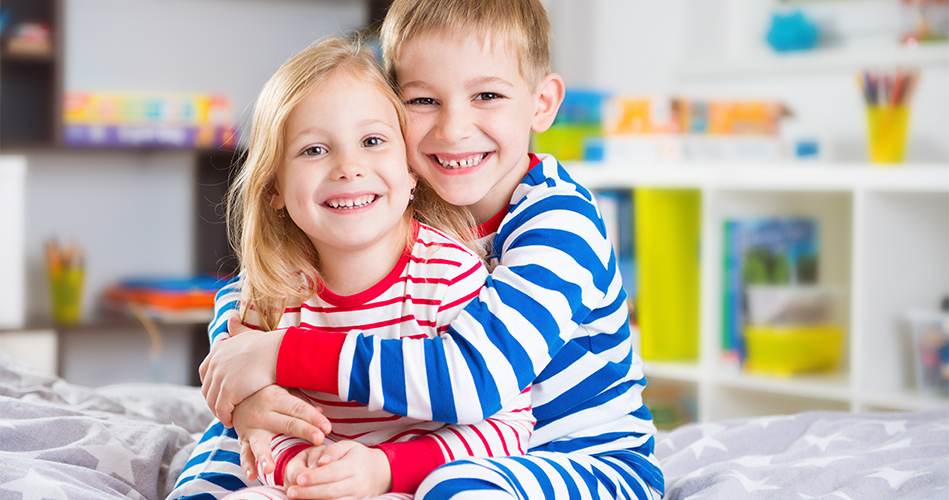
left=104, top=275, right=229, bottom=324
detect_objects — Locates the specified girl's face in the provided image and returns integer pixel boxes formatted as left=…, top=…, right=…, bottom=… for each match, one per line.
left=272, top=71, right=415, bottom=258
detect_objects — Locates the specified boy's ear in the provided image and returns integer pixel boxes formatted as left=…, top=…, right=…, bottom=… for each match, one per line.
left=530, top=73, right=566, bottom=134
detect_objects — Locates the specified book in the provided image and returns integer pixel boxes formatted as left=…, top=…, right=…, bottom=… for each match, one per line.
left=721, top=218, right=819, bottom=364
left=104, top=275, right=229, bottom=323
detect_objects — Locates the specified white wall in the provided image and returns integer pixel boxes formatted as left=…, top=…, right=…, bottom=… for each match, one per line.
left=20, top=0, right=365, bottom=385
left=545, top=0, right=949, bottom=163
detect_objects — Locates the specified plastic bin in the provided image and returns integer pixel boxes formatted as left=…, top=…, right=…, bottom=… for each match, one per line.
left=744, top=325, right=843, bottom=376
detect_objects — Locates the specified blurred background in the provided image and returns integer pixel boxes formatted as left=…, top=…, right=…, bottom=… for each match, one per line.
left=0, top=0, right=946, bottom=424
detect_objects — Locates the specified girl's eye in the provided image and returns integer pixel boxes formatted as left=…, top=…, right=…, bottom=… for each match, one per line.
left=406, top=97, right=437, bottom=106
left=475, top=92, right=503, bottom=101
left=362, top=136, right=384, bottom=148
left=302, top=146, right=326, bottom=156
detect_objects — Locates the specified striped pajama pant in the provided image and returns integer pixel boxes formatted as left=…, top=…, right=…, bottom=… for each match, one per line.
left=168, top=421, right=662, bottom=500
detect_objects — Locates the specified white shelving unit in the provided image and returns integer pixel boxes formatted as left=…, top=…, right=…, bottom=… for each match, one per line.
left=565, top=161, right=949, bottom=422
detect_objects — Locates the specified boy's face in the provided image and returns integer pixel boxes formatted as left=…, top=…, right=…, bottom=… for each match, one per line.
left=397, top=32, right=542, bottom=223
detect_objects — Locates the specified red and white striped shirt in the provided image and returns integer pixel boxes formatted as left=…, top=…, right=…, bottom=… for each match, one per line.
left=232, top=221, right=534, bottom=492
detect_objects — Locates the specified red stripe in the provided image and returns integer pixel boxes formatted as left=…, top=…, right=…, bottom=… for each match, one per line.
left=301, top=315, right=436, bottom=333
left=430, top=433, right=454, bottom=461
left=300, top=393, right=362, bottom=407
left=438, top=288, right=480, bottom=312
left=485, top=418, right=511, bottom=456
left=409, top=254, right=463, bottom=267
left=331, top=414, right=403, bottom=424
left=384, top=427, right=439, bottom=442
left=447, top=427, right=474, bottom=456
left=273, top=442, right=311, bottom=487
left=327, top=429, right=373, bottom=440
left=468, top=423, right=492, bottom=455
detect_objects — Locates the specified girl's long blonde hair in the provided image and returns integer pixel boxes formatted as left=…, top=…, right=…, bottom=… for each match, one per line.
left=227, top=34, right=479, bottom=330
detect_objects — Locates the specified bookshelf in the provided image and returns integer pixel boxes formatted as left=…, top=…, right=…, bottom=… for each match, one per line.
left=565, top=161, right=949, bottom=422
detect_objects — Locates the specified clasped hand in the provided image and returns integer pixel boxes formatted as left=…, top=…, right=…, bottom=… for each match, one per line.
left=284, top=441, right=393, bottom=500
left=199, top=316, right=285, bottom=426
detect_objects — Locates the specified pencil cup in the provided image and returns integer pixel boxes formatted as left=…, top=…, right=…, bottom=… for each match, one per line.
left=866, top=105, right=909, bottom=164
left=49, top=267, right=84, bottom=324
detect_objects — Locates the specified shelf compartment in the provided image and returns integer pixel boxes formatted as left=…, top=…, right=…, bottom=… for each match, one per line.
left=855, top=191, right=949, bottom=397
left=859, top=389, right=949, bottom=413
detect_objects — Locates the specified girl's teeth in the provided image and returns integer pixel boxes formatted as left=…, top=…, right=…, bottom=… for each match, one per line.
left=327, top=195, right=375, bottom=209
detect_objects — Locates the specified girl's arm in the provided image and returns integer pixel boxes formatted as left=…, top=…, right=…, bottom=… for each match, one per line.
left=279, top=180, right=619, bottom=424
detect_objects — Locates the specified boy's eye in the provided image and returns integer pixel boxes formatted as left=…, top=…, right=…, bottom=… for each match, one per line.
left=406, top=97, right=437, bottom=106
left=475, top=92, right=503, bottom=101
left=302, top=145, right=327, bottom=156
left=362, top=136, right=384, bottom=148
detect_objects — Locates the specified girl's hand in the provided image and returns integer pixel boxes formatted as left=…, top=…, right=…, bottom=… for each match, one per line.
left=285, top=440, right=393, bottom=500
left=199, top=317, right=285, bottom=425
left=233, top=385, right=332, bottom=479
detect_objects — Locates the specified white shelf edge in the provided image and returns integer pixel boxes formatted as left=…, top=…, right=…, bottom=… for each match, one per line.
left=673, top=43, right=949, bottom=80
left=642, top=360, right=702, bottom=383
left=859, top=389, right=949, bottom=412
left=565, top=161, right=949, bottom=193
left=713, top=371, right=852, bottom=403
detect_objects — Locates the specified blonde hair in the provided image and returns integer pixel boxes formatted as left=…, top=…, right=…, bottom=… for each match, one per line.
left=380, top=0, right=552, bottom=91
left=227, top=34, right=479, bottom=330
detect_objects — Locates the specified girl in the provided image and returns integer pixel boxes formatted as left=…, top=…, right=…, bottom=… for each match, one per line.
left=169, top=36, right=533, bottom=500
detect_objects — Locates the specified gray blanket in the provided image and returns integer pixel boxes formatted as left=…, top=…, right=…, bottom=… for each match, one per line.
left=1, top=349, right=947, bottom=499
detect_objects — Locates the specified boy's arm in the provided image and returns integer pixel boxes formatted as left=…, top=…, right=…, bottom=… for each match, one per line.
left=377, top=386, right=535, bottom=493
left=208, top=274, right=242, bottom=346
left=280, top=176, right=618, bottom=424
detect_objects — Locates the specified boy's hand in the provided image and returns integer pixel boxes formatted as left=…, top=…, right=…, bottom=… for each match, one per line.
left=233, top=385, right=332, bottom=479
left=199, top=317, right=285, bottom=426
left=284, top=445, right=327, bottom=488
left=285, top=441, right=393, bottom=500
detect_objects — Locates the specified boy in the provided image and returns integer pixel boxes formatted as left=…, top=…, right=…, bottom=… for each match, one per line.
left=202, top=0, right=665, bottom=498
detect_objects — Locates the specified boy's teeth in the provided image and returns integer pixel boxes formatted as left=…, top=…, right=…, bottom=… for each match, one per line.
left=436, top=153, right=487, bottom=169
left=327, top=195, right=376, bottom=209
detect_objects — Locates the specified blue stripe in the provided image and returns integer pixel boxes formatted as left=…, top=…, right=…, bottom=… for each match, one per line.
left=534, top=366, right=635, bottom=423
left=487, top=278, right=562, bottom=359
left=380, top=338, right=407, bottom=416
left=176, top=493, right=224, bottom=500
left=599, top=456, right=649, bottom=500
left=490, top=459, right=532, bottom=499
left=444, top=324, right=501, bottom=423
left=570, top=459, right=602, bottom=498
left=545, top=457, right=583, bottom=500
left=464, top=277, right=535, bottom=391
left=510, top=456, right=556, bottom=499
left=508, top=261, right=592, bottom=327
left=423, top=335, right=457, bottom=423
left=346, top=334, right=374, bottom=402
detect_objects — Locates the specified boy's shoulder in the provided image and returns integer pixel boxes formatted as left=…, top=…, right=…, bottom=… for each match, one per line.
left=512, top=153, right=596, bottom=207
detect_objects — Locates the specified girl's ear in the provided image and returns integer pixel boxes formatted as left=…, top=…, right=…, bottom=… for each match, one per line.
left=268, top=184, right=286, bottom=210
left=530, top=72, right=566, bottom=134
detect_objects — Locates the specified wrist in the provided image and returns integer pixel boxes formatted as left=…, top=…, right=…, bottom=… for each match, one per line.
left=372, top=447, right=394, bottom=494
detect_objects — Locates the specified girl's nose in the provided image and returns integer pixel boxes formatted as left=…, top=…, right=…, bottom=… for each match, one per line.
left=333, top=150, right=365, bottom=179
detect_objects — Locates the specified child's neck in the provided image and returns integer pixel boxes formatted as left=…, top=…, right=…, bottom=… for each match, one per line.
left=316, top=221, right=412, bottom=297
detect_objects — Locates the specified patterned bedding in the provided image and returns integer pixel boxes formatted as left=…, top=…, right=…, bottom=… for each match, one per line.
left=1, top=349, right=946, bottom=499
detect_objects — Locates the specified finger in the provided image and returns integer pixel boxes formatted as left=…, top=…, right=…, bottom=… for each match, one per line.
left=284, top=399, right=331, bottom=444
left=198, top=353, right=210, bottom=385
left=239, top=440, right=259, bottom=482
left=228, top=316, right=245, bottom=336
left=316, top=441, right=356, bottom=466
left=248, top=433, right=276, bottom=475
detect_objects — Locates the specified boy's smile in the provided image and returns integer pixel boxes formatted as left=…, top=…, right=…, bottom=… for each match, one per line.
left=397, top=32, right=553, bottom=223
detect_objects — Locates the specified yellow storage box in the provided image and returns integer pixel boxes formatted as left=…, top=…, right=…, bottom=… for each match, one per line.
left=744, top=325, right=843, bottom=376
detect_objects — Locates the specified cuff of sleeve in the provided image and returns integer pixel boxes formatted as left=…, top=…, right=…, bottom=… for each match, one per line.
left=276, top=326, right=346, bottom=394
left=273, top=442, right=313, bottom=487
left=376, top=437, right=446, bottom=494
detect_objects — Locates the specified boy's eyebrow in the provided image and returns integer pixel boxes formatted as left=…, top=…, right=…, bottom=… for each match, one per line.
left=401, top=75, right=516, bottom=91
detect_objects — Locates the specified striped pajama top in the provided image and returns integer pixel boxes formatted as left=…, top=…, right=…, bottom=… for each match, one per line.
left=211, top=220, right=534, bottom=492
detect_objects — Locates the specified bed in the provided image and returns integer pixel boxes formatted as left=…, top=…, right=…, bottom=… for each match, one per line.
left=1, top=349, right=947, bottom=499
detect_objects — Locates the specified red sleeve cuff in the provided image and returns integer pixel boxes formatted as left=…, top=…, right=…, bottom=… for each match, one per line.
left=376, top=437, right=446, bottom=494
left=276, top=326, right=346, bottom=394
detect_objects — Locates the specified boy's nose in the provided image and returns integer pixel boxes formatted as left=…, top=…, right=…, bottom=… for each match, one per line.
left=434, top=105, right=473, bottom=144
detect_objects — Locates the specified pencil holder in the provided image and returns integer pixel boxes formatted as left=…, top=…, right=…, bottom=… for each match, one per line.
left=49, top=267, right=84, bottom=324
left=866, top=105, right=909, bottom=164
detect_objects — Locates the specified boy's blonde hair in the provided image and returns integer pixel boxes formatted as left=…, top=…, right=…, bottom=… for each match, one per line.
left=227, top=35, right=478, bottom=330
left=380, top=0, right=552, bottom=90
